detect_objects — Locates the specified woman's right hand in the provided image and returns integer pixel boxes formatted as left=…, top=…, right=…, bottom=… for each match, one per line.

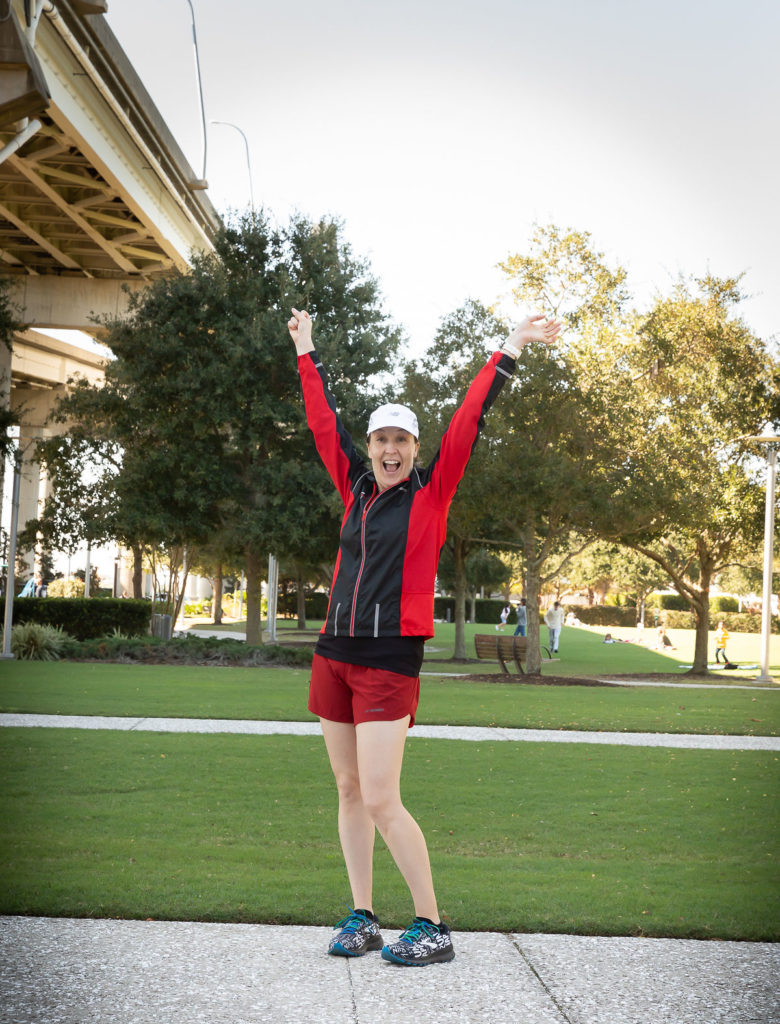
left=288, top=308, right=315, bottom=353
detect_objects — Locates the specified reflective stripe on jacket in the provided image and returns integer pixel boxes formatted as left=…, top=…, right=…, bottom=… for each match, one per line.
left=298, top=348, right=515, bottom=639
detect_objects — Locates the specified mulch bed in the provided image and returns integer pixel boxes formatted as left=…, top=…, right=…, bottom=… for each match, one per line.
left=431, top=671, right=723, bottom=686
left=440, top=673, right=619, bottom=686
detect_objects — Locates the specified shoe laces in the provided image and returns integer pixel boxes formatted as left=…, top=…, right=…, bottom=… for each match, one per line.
left=399, top=920, right=438, bottom=943
left=334, top=907, right=372, bottom=934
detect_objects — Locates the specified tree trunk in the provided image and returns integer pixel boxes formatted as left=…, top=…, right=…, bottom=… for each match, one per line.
left=524, top=564, right=543, bottom=674
left=132, top=544, right=143, bottom=598
left=245, top=545, right=264, bottom=646
left=523, top=523, right=543, bottom=675
left=452, top=535, right=468, bottom=660
left=468, top=589, right=476, bottom=624
left=173, top=565, right=190, bottom=627
left=296, top=572, right=307, bottom=630
left=688, top=572, right=712, bottom=675
left=213, top=563, right=223, bottom=625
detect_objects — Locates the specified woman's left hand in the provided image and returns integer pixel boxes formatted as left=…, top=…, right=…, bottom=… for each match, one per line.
left=505, top=314, right=562, bottom=354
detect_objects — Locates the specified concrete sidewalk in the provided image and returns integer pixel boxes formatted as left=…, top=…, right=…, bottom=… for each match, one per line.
left=2, top=712, right=778, bottom=751
left=1, top=916, right=778, bottom=1024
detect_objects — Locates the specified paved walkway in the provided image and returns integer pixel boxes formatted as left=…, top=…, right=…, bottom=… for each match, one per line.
left=2, top=712, right=778, bottom=750
left=2, top=712, right=777, bottom=1022
left=1, top=916, right=777, bottom=1024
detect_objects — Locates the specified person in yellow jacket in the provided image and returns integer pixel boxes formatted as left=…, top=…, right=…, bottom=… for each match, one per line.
left=714, top=621, right=729, bottom=664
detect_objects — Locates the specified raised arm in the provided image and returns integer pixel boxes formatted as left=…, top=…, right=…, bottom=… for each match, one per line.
left=423, top=315, right=562, bottom=505
left=290, top=308, right=366, bottom=503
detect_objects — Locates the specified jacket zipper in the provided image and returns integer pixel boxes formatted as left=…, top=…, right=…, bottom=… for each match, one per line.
left=350, top=485, right=382, bottom=636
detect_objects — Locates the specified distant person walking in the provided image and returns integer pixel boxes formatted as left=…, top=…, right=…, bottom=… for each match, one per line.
left=496, top=603, right=511, bottom=632
left=544, top=601, right=564, bottom=654
left=513, top=598, right=527, bottom=637
left=714, top=621, right=729, bottom=664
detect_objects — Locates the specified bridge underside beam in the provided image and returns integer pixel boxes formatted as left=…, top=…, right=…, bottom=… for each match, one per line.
left=8, top=274, right=145, bottom=332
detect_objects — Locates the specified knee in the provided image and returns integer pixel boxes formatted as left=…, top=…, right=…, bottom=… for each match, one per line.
left=333, top=770, right=363, bottom=807
left=360, top=784, right=401, bottom=830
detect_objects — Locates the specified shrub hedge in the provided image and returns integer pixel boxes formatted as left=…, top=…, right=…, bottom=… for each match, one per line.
left=0, top=597, right=151, bottom=640
left=644, top=609, right=777, bottom=634
left=646, top=593, right=690, bottom=611
left=572, top=606, right=638, bottom=627
left=427, top=599, right=777, bottom=634
left=60, top=634, right=313, bottom=667
left=433, top=597, right=522, bottom=624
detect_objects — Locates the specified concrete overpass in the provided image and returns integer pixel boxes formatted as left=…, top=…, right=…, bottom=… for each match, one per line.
left=0, top=0, right=221, bottom=580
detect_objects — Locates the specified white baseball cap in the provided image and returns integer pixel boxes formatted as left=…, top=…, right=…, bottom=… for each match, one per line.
left=367, top=403, right=419, bottom=439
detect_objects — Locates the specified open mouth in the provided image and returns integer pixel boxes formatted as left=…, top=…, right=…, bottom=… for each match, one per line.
left=383, top=459, right=401, bottom=475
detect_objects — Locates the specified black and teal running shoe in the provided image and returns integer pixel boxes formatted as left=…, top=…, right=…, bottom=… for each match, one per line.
left=328, top=908, right=384, bottom=957
left=381, top=919, right=455, bottom=966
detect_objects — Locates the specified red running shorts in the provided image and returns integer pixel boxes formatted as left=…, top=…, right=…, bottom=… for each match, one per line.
left=308, top=653, right=421, bottom=728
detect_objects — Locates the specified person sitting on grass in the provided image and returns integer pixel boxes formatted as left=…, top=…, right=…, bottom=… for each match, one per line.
left=654, top=626, right=675, bottom=650
left=603, top=633, right=625, bottom=644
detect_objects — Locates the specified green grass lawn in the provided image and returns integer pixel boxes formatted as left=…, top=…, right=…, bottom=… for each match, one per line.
left=2, top=621, right=778, bottom=939
left=2, top=660, right=778, bottom=735
left=187, top=617, right=780, bottom=683
left=0, top=727, right=776, bottom=940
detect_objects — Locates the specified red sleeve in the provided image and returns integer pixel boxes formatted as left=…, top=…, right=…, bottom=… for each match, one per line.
left=298, top=350, right=366, bottom=505
left=423, top=350, right=515, bottom=506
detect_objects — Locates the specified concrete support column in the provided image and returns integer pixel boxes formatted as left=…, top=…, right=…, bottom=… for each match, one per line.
left=0, top=342, right=11, bottom=510
left=11, top=384, right=65, bottom=579
left=15, top=451, right=44, bottom=578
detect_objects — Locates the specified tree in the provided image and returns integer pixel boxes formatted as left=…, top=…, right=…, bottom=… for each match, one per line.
left=437, top=543, right=511, bottom=620
left=401, top=300, right=509, bottom=658
left=477, top=345, right=629, bottom=670
left=43, top=210, right=401, bottom=643
left=563, top=541, right=671, bottom=617
left=498, top=222, right=630, bottom=329
left=483, top=225, right=637, bottom=671
left=19, top=435, right=118, bottom=580
left=610, top=276, right=779, bottom=672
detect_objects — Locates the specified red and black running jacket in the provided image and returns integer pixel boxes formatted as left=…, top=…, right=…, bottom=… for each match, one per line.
left=298, top=348, right=515, bottom=640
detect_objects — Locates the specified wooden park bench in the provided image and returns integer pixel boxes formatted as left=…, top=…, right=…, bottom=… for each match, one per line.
left=474, top=633, right=551, bottom=675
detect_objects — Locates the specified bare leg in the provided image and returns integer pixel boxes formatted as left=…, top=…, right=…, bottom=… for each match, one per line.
left=320, top=718, right=376, bottom=912
left=356, top=717, right=439, bottom=922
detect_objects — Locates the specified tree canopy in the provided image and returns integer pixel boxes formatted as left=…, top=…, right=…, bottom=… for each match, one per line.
left=606, top=275, right=779, bottom=670
left=39, top=210, right=402, bottom=642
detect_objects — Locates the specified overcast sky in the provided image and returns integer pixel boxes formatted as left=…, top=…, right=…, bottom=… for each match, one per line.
left=104, top=0, right=779, bottom=357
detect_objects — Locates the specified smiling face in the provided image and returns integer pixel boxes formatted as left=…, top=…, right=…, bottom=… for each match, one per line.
left=367, top=426, right=420, bottom=491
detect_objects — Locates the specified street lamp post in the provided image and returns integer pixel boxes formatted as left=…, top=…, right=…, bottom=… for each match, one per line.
left=745, top=436, right=778, bottom=684
left=183, top=0, right=209, bottom=190
left=1, top=445, right=22, bottom=659
left=211, top=120, right=254, bottom=213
